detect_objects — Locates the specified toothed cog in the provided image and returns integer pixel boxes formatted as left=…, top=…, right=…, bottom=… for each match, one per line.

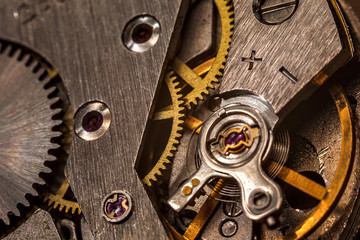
left=0, top=44, right=62, bottom=224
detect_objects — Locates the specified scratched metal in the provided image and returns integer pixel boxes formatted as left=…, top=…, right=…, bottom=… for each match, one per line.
left=4, top=210, right=60, bottom=240
left=0, top=0, right=187, bottom=239
left=0, top=47, right=61, bottom=225
left=220, top=0, right=352, bottom=118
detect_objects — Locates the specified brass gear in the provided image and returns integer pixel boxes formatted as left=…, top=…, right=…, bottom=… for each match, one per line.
left=171, top=0, right=234, bottom=109
left=43, top=179, right=81, bottom=215
left=141, top=0, right=234, bottom=186
left=142, top=72, right=185, bottom=186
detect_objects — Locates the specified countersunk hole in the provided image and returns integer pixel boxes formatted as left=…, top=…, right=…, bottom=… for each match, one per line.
left=82, top=111, right=103, bottom=132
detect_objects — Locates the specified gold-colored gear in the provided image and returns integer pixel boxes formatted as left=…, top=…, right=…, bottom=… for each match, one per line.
left=43, top=179, right=81, bottom=215
left=142, top=0, right=234, bottom=186
left=142, top=73, right=185, bottom=186
left=171, top=0, right=234, bottom=109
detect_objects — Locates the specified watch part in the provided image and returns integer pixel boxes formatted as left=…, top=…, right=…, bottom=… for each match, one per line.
left=141, top=72, right=186, bottom=186
left=171, top=0, right=233, bottom=109
left=0, top=0, right=190, bottom=238
left=141, top=0, right=234, bottom=186
left=3, top=210, right=60, bottom=240
left=220, top=0, right=353, bottom=118
left=43, top=179, right=81, bottom=215
left=0, top=44, right=62, bottom=225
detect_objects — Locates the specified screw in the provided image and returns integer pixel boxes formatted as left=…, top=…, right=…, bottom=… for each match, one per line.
left=102, top=191, right=132, bottom=223
left=253, top=0, right=298, bottom=25
left=223, top=202, right=243, bottom=217
left=123, top=15, right=160, bottom=52
left=219, top=219, right=238, bottom=237
left=74, top=101, right=111, bottom=141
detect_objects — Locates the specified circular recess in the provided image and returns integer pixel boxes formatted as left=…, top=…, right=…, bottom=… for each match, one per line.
left=249, top=189, right=271, bottom=211
left=123, top=15, right=160, bottom=52
left=219, top=219, right=238, bottom=237
left=253, top=0, right=299, bottom=25
left=74, top=102, right=111, bottom=141
left=82, top=111, right=103, bottom=132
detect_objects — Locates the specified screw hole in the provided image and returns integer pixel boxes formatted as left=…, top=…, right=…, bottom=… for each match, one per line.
left=249, top=189, right=271, bottom=211
left=132, top=23, right=153, bottom=44
left=82, top=111, right=103, bottom=132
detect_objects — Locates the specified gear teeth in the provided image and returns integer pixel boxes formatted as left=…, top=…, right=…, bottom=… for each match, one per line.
left=41, top=166, right=53, bottom=174
left=13, top=207, right=22, bottom=218
left=28, top=185, right=39, bottom=196
left=23, top=54, right=36, bottom=68
left=0, top=43, right=67, bottom=224
left=36, top=176, right=46, bottom=186
left=2, top=45, right=12, bottom=56
left=3, top=216, right=10, bottom=226
left=142, top=0, right=234, bottom=187
left=173, top=0, right=234, bottom=110
left=52, top=119, right=65, bottom=128
left=46, top=86, right=58, bottom=95
left=43, top=186, right=82, bottom=215
left=142, top=72, right=186, bottom=186
left=12, top=49, right=22, bottom=60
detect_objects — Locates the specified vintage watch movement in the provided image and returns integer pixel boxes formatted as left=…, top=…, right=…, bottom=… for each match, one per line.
left=1, top=0, right=360, bottom=239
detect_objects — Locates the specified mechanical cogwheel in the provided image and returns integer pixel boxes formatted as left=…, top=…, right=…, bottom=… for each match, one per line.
left=42, top=107, right=80, bottom=215
left=142, top=72, right=185, bottom=186
left=141, top=0, right=234, bottom=186
left=171, top=0, right=233, bottom=109
left=43, top=179, right=81, bottom=215
left=0, top=43, right=62, bottom=225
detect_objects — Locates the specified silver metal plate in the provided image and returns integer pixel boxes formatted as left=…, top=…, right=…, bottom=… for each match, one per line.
left=220, top=0, right=352, bottom=118
left=0, top=0, right=188, bottom=238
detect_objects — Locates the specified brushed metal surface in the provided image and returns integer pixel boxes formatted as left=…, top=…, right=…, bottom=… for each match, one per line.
left=4, top=210, right=60, bottom=240
left=177, top=0, right=214, bottom=64
left=0, top=47, right=61, bottom=225
left=220, top=0, right=352, bottom=118
left=0, top=0, right=187, bottom=239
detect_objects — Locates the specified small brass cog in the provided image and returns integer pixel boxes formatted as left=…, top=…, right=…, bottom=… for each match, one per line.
left=43, top=179, right=81, bottom=215
left=141, top=0, right=234, bottom=186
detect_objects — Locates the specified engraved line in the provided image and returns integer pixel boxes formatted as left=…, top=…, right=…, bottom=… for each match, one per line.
left=261, top=1, right=297, bottom=15
left=280, top=66, right=298, bottom=84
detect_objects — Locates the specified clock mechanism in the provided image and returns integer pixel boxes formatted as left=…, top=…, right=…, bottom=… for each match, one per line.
left=1, top=0, right=360, bottom=239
